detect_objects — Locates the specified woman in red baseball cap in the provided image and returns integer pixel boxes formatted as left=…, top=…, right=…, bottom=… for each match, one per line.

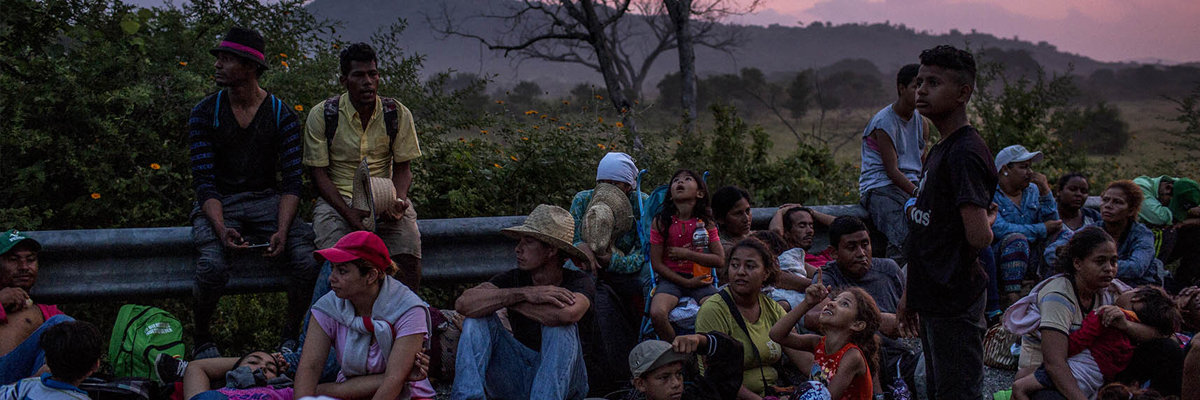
left=293, top=231, right=436, bottom=399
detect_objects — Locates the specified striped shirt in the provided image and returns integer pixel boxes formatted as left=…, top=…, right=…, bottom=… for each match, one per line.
left=188, top=90, right=304, bottom=203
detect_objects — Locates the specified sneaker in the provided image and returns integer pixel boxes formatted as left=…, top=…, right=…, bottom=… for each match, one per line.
left=155, top=353, right=188, bottom=384
left=192, top=341, right=221, bottom=360
left=278, top=338, right=299, bottom=354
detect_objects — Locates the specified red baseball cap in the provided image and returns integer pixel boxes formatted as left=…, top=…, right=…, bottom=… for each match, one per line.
left=314, top=231, right=391, bottom=272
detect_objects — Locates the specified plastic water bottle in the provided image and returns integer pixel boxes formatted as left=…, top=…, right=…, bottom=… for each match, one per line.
left=692, top=221, right=709, bottom=253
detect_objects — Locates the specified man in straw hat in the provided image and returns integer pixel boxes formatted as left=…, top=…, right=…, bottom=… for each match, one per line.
left=0, top=229, right=72, bottom=384
left=187, top=26, right=318, bottom=359
left=303, top=42, right=424, bottom=292
left=451, top=205, right=598, bottom=400
left=568, top=152, right=648, bottom=327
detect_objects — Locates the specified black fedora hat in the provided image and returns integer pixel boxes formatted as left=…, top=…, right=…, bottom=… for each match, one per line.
left=210, top=26, right=269, bottom=69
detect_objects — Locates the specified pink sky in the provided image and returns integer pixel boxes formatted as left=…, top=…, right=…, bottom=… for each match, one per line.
left=736, top=0, right=1200, bottom=63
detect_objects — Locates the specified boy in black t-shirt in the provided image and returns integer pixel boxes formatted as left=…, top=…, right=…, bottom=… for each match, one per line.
left=897, top=45, right=999, bottom=400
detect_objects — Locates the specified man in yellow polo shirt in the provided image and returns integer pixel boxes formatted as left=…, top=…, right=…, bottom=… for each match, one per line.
left=303, top=43, right=423, bottom=291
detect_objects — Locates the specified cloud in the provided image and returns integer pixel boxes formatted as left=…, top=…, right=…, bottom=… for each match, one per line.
left=761, top=0, right=1200, bottom=62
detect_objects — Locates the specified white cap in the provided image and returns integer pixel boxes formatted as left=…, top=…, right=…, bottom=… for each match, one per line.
left=994, top=145, right=1044, bottom=173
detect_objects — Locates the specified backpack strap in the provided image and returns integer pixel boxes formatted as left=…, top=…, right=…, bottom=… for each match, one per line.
left=324, top=95, right=342, bottom=152
left=380, top=97, right=400, bottom=149
left=212, top=90, right=223, bottom=128
left=272, top=95, right=282, bottom=128
left=718, top=289, right=771, bottom=393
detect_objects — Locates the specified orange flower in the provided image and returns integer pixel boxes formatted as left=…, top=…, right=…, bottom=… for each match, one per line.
left=533, top=125, right=540, bottom=130
left=562, top=100, right=570, bottom=105
left=480, top=130, right=488, bottom=135
left=510, top=156, right=518, bottom=161
left=90, top=193, right=101, bottom=200
left=495, top=100, right=505, bottom=104
left=615, top=122, right=624, bottom=128
left=178, top=61, right=188, bottom=66
left=676, top=141, right=682, bottom=145
left=540, top=115, right=547, bottom=120
left=150, top=163, right=161, bottom=170
left=458, top=137, right=465, bottom=142
left=549, top=117, right=557, bottom=122
left=597, top=117, right=604, bottom=123
left=493, top=163, right=502, bottom=168
left=279, top=53, right=288, bottom=58
left=332, top=44, right=339, bottom=49
left=294, top=104, right=304, bottom=111
left=595, top=95, right=604, bottom=100
left=525, top=110, right=538, bottom=115
left=558, top=126, right=566, bottom=130
left=280, top=61, right=289, bottom=68
left=522, top=136, right=529, bottom=140
left=597, top=143, right=606, bottom=150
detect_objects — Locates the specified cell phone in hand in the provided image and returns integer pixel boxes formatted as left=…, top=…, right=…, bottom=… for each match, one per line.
left=244, top=242, right=270, bottom=250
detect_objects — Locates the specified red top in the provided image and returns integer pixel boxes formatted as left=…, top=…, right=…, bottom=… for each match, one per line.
left=650, top=216, right=719, bottom=275
left=1068, top=308, right=1138, bottom=380
left=813, top=337, right=874, bottom=400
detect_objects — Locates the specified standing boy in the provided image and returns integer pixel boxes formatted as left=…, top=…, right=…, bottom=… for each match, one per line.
left=899, top=45, right=998, bottom=400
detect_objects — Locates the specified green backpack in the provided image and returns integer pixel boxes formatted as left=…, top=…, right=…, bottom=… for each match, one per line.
left=109, top=305, right=185, bottom=381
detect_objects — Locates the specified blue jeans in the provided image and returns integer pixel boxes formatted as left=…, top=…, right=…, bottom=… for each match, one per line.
left=0, top=314, right=73, bottom=384
left=189, top=390, right=229, bottom=400
left=451, top=315, right=588, bottom=400
left=283, top=260, right=340, bottom=383
left=863, top=185, right=912, bottom=261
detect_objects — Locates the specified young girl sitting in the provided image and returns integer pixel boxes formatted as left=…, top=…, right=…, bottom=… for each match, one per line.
left=769, top=270, right=881, bottom=400
left=649, top=169, right=726, bottom=341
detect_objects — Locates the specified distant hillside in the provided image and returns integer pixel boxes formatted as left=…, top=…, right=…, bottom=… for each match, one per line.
left=306, top=0, right=1135, bottom=96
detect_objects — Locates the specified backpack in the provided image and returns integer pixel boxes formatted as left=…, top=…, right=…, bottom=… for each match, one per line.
left=323, top=95, right=401, bottom=153
left=211, top=90, right=288, bottom=129
left=109, top=305, right=185, bottom=381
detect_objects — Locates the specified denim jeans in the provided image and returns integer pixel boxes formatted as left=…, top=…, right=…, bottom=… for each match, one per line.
left=451, top=315, right=588, bottom=400
left=0, top=314, right=73, bottom=384
left=283, top=260, right=340, bottom=383
left=862, top=185, right=911, bottom=262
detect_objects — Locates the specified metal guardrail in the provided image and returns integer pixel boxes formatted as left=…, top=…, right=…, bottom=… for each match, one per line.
left=35, top=197, right=1069, bottom=304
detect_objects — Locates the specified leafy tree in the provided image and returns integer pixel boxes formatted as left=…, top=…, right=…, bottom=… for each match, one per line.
left=1056, top=101, right=1130, bottom=155
left=509, top=80, right=543, bottom=105
left=784, top=69, right=814, bottom=119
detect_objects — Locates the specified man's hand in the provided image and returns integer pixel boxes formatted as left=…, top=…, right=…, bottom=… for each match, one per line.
left=0, top=287, right=30, bottom=312
left=345, top=208, right=371, bottom=231
left=896, top=294, right=920, bottom=339
left=987, top=202, right=999, bottom=226
left=408, top=351, right=430, bottom=382
left=1032, top=172, right=1051, bottom=195
left=1045, top=220, right=1064, bottom=236
left=521, top=286, right=577, bottom=308
left=217, top=226, right=249, bottom=250
left=381, top=199, right=410, bottom=222
left=672, top=334, right=708, bottom=354
left=265, top=230, right=288, bottom=258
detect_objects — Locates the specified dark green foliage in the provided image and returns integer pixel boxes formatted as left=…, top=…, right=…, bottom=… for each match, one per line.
left=1056, top=102, right=1130, bottom=155
left=784, top=70, right=814, bottom=119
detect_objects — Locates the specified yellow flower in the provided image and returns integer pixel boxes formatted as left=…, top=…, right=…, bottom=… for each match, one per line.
left=597, top=117, right=604, bottom=123
left=615, top=122, right=624, bottom=128
left=279, top=53, right=288, bottom=58
left=525, top=110, right=538, bottom=115
left=150, top=163, right=161, bottom=170
left=510, top=156, right=518, bottom=161
left=280, top=61, right=289, bottom=68
left=562, top=100, right=570, bottom=105
left=90, top=193, right=101, bottom=199
left=595, top=95, right=604, bottom=100
left=178, top=61, right=188, bottom=66
left=480, top=130, right=488, bottom=135
left=493, top=163, right=502, bottom=168
left=294, top=104, right=304, bottom=111
left=597, top=143, right=606, bottom=149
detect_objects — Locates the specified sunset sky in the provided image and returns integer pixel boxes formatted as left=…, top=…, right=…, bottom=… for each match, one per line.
left=740, top=0, right=1200, bottom=63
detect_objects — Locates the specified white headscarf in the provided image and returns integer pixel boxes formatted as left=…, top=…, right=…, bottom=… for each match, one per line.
left=596, top=152, right=637, bottom=186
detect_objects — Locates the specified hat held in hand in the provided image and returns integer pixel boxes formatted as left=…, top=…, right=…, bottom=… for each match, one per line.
left=582, top=183, right=633, bottom=255
left=351, top=158, right=401, bottom=232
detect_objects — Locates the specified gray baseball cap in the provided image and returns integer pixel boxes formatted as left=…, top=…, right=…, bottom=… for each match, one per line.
left=628, top=340, right=692, bottom=377
left=994, top=144, right=1044, bottom=173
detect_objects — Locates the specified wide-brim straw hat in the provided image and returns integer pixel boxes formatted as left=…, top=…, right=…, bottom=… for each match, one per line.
left=502, top=204, right=588, bottom=261
left=351, top=159, right=398, bottom=232
left=582, top=183, right=634, bottom=254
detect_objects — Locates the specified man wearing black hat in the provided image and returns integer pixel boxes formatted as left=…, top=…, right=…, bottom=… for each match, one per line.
left=187, top=27, right=318, bottom=359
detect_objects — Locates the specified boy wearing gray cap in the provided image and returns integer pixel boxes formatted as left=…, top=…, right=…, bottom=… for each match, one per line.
left=627, top=332, right=743, bottom=400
